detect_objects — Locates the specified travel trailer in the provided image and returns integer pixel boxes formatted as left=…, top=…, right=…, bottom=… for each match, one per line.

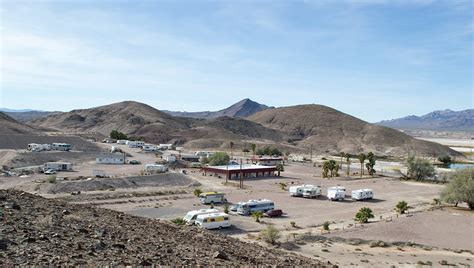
left=42, top=162, right=73, bottom=172
left=27, top=143, right=51, bottom=152
left=199, top=192, right=226, bottom=204
left=327, top=186, right=346, bottom=201
left=116, top=140, right=129, bottom=145
left=183, top=208, right=219, bottom=225
left=194, top=212, right=231, bottom=230
left=351, top=189, right=374, bottom=201
left=158, top=144, right=173, bottom=150
left=144, top=164, right=168, bottom=173
left=51, top=143, right=72, bottom=151
left=236, top=199, right=274, bottom=215
left=127, top=141, right=145, bottom=148
left=96, top=153, right=125, bottom=164
left=289, top=185, right=321, bottom=198
left=142, top=144, right=158, bottom=152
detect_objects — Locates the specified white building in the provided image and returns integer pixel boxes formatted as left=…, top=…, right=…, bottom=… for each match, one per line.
left=96, top=153, right=126, bottom=164
left=42, top=162, right=73, bottom=171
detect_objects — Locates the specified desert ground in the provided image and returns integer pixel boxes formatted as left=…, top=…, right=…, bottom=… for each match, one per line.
left=1, top=139, right=473, bottom=267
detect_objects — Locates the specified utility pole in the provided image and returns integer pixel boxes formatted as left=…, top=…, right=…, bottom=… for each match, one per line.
left=310, top=144, right=313, bottom=162
left=239, top=158, right=243, bottom=189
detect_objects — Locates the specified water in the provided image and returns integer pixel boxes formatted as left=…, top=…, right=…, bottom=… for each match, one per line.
left=445, top=163, right=474, bottom=169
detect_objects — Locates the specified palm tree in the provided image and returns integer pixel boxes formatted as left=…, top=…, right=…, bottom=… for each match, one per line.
left=230, top=141, right=234, bottom=159
left=322, top=161, right=330, bottom=178
left=358, top=153, right=366, bottom=178
left=340, top=152, right=345, bottom=169
left=251, top=143, right=256, bottom=156
left=251, top=211, right=264, bottom=222
left=346, top=154, right=351, bottom=176
left=276, top=163, right=284, bottom=176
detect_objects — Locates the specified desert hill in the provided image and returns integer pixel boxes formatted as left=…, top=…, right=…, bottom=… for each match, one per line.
left=164, top=98, right=271, bottom=119
left=0, top=189, right=325, bottom=266
left=0, top=112, right=41, bottom=135
left=377, top=109, right=474, bottom=132
left=247, top=105, right=461, bottom=156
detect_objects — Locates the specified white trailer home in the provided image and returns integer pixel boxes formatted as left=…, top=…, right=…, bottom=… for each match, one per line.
left=289, top=185, right=321, bottom=198
left=127, top=141, right=145, bottom=148
left=327, top=186, right=346, bottom=201
left=96, top=153, right=125, bottom=164
left=183, top=208, right=219, bottom=225
left=195, top=212, right=231, bottom=230
left=51, top=143, right=72, bottom=151
left=42, top=162, right=73, bottom=172
left=144, top=164, right=168, bottom=174
left=352, top=189, right=374, bottom=201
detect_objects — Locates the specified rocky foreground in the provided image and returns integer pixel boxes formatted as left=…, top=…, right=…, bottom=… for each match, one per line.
left=0, top=190, right=330, bottom=266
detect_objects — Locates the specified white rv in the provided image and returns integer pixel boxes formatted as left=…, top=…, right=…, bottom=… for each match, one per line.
left=127, top=141, right=145, bottom=148
left=351, top=189, right=374, bottom=201
left=289, top=185, right=321, bottom=198
left=158, top=144, right=173, bottom=150
left=195, top=212, right=231, bottom=230
left=236, top=199, right=274, bottom=215
left=116, top=140, right=129, bottom=145
left=27, top=143, right=51, bottom=152
left=42, top=162, right=73, bottom=172
left=51, top=143, right=72, bottom=151
left=183, top=208, right=219, bottom=225
left=199, top=192, right=226, bottom=204
left=144, top=164, right=168, bottom=173
left=142, top=144, right=158, bottom=152
left=327, top=186, right=346, bottom=201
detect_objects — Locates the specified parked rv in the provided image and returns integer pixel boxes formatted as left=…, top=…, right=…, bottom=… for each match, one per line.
left=127, top=141, right=145, bottom=148
left=194, top=212, right=231, bottom=230
left=42, top=162, right=73, bottom=172
left=327, top=186, right=346, bottom=201
left=199, top=192, right=226, bottom=204
left=116, top=140, right=129, bottom=145
left=289, top=185, right=321, bottom=198
left=183, top=208, right=219, bottom=225
left=352, top=189, right=374, bottom=201
left=144, top=164, right=168, bottom=173
left=27, top=143, right=51, bottom=152
left=143, top=144, right=158, bottom=152
left=51, top=143, right=72, bottom=151
left=236, top=199, right=274, bottom=215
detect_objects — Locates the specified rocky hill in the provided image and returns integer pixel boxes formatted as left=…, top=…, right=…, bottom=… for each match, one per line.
left=0, top=190, right=327, bottom=266
left=3, top=110, right=59, bottom=122
left=164, top=98, right=271, bottom=119
left=377, top=109, right=474, bottom=132
left=247, top=105, right=461, bottom=156
left=0, top=112, right=41, bottom=135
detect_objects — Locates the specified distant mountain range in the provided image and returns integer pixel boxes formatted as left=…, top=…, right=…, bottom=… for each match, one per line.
left=0, top=108, right=59, bottom=122
left=377, top=109, right=474, bottom=132
left=163, top=98, right=272, bottom=119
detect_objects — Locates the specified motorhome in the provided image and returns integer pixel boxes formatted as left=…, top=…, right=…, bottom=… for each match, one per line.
left=289, top=185, right=321, bottom=198
left=142, top=144, right=158, bottom=152
left=51, top=143, right=72, bottom=151
left=199, top=192, right=226, bottom=204
left=183, top=208, right=219, bottom=225
left=42, top=162, right=73, bottom=172
left=127, top=141, right=145, bottom=148
left=327, top=186, right=346, bottom=201
left=27, top=143, right=51, bottom=152
left=144, top=164, right=167, bottom=173
left=236, top=199, right=274, bottom=215
left=194, top=212, right=231, bottom=230
left=352, top=189, right=374, bottom=201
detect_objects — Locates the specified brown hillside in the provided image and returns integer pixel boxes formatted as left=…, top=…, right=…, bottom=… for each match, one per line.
left=0, top=112, right=41, bottom=135
left=247, top=105, right=461, bottom=156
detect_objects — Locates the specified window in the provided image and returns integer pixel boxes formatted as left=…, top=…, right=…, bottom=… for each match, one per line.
left=210, top=218, right=215, bottom=222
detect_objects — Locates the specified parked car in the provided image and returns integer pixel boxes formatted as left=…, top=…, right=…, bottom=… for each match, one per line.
left=264, top=209, right=283, bottom=217
left=129, top=160, right=141, bottom=165
left=44, top=169, right=56, bottom=175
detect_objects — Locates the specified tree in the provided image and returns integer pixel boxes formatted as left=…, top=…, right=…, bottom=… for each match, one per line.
left=208, top=152, right=230, bottom=166
left=355, top=207, right=374, bottom=223
left=405, top=155, right=436, bottom=181
left=438, top=155, right=452, bottom=167
left=256, top=146, right=282, bottom=156
left=441, top=168, right=474, bottom=209
left=276, top=163, right=284, bottom=176
left=322, top=161, right=330, bottom=178
left=229, top=141, right=234, bottom=159
left=259, top=225, right=280, bottom=244
left=365, top=152, right=376, bottom=176
left=200, top=156, right=209, bottom=165
left=251, top=211, right=264, bottom=222
left=328, top=160, right=337, bottom=177
left=358, top=153, right=366, bottom=178
left=193, top=188, right=202, bottom=197
left=395, top=201, right=409, bottom=214
left=110, top=130, right=128, bottom=140
left=251, top=144, right=256, bottom=156
left=346, top=154, right=351, bottom=176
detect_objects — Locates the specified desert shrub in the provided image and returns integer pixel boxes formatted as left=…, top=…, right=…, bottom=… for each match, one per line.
left=290, top=221, right=297, bottom=228
left=259, top=225, right=280, bottom=244
left=355, top=207, right=374, bottom=223
left=251, top=211, right=263, bottom=223
left=256, top=146, right=282, bottom=156
left=441, top=168, right=474, bottom=209
left=242, top=148, right=250, bottom=153
left=47, top=175, right=57, bottom=184
left=405, top=156, right=436, bottom=181
left=193, top=188, right=202, bottom=197
left=170, top=218, right=186, bottom=225
left=438, top=155, right=452, bottom=166
left=279, top=182, right=287, bottom=190
left=323, top=221, right=330, bottom=231
left=223, top=204, right=229, bottom=214
left=395, top=201, right=409, bottom=214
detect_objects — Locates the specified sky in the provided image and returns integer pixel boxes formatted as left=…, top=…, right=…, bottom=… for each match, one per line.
left=0, top=0, right=472, bottom=122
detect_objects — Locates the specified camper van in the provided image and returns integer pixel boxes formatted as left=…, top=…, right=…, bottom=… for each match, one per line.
left=199, top=192, right=226, bottom=204
left=183, top=208, right=219, bottom=225
left=236, top=199, right=274, bottom=215
left=352, top=189, right=374, bottom=201
left=289, top=185, right=321, bottom=198
left=42, top=162, right=73, bottom=172
left=51, top=143, right=72, bottom=151
left=194, top=212, right=231, bottom=230
left=327, top=186, right=346, bottom=201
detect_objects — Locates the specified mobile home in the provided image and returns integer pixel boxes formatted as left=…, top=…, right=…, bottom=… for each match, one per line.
left=351, top=189, right=374, bottom=201
left=183, top=208, right=219, bottom=225
left=199, top=192, right=226, bottom=204
left=289, top=185, right=321, bottom=198
left=236, top=199, right=274, bottom=215
left=42, top=162, right=73, bottom=172
left=96, top=153, right=125, bottom=164
left=327, top=186, right=346, bottom=201
left=51, top=143, right=72, bottom=151
left=195, top=212, right=231, bottom=230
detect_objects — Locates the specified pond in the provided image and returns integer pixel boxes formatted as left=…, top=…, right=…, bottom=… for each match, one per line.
left=437, top=163, right=474, bottom=169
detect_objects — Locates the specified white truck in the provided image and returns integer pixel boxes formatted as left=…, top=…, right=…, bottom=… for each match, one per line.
left=289, top=185, right=321, bottom=198
left=183, top=208, right=219, bottom=225
left=327, top=186, right=346, bottom=201
left=351, top=189, right=374, bottom=201
left=195, top=212, right=231, bottom=230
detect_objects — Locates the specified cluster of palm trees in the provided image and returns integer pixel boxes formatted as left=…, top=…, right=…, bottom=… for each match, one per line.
left=322, top=160, right=339, bottom=178
left=329, top=152, right=376, bottom=179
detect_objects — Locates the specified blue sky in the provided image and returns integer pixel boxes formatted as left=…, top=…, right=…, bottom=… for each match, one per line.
left=0, top=0, right=472, bottom=122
